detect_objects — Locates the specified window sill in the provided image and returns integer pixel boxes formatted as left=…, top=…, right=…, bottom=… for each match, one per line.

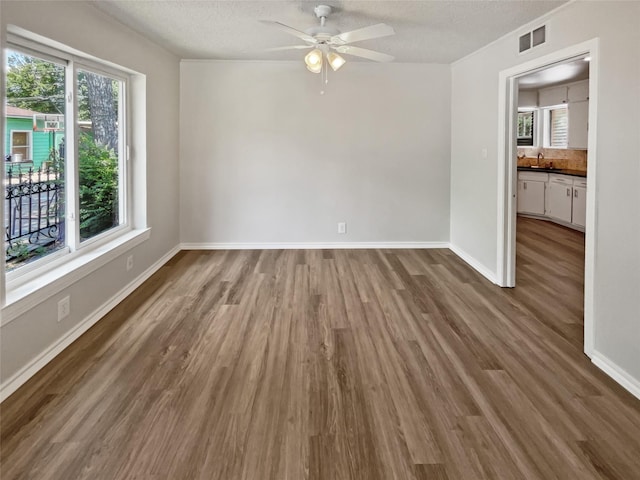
left=2, top=227, right=151, bottom=326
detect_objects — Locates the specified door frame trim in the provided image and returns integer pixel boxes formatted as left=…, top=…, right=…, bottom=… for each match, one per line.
left=496, top=38, right=599, bottom=358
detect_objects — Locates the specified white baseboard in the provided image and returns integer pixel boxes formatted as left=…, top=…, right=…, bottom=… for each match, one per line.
left=181, top=241, right=450, bottom=250
left=0, top=245, right=181, bottom=403
left=518, top=213, right=585, bottom=233
left=591, top=351, right=640, bottom=401
left=448, top=243, right=498, bottom=284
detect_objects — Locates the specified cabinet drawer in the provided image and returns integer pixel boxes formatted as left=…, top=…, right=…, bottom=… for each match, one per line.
left=549, top=174, right=573, bottom=185
left=519, top=171, right=549, bottom=181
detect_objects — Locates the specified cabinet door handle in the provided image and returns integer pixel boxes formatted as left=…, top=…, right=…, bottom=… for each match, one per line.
left=524, top=182, right=527, bottom=190
left=567, top=187, right=571, bottom=196
left=574, top=189, right=578, bottom=198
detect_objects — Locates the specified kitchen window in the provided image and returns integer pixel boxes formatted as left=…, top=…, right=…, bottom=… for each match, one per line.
left=548, top=106, right=568, bottom=148
left=517, top=111, right=535, bottom=146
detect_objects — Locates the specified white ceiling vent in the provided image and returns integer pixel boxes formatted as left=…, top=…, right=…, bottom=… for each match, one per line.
left=519, top=25, right=546, bottom=53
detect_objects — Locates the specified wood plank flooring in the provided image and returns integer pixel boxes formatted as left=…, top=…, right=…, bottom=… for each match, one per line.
left=2, top=217, right=640, bottom=479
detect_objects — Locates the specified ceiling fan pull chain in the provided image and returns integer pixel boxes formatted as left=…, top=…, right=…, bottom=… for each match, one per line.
left=325, top=56, right=328, bottom=85
left=320, top=56, right=329, bottom=95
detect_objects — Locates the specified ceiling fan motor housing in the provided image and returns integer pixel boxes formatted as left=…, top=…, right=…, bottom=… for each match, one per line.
left=305, top=25, right=340, bottom=39
left=308, top=5, right=340, bottom=40
left=314, top=5, right=332, bottom=19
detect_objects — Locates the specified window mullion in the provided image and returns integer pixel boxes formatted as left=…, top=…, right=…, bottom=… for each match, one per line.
left=65, top=61, right=80, bottom=251
left=120, top=81, right=128, bottom=227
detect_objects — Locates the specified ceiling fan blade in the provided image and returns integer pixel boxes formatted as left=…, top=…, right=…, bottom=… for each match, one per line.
left=331, top=23, right=395, bottom=45
left=260, top=20, right=317, bottom=44
left=265, top=45, right=314, bottom=52
left=334, top=45, right=394, bottom=63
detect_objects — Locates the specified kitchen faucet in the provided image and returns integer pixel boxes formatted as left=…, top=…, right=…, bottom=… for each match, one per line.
left=537, top=152, right=544, bottom=166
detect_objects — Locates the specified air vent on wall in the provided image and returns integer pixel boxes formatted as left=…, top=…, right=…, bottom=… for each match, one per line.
left=519, top=25, right=546, bottom=53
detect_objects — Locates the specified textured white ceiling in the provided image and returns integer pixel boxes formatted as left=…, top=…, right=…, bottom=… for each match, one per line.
left=93, top=0, right=567, bottom=63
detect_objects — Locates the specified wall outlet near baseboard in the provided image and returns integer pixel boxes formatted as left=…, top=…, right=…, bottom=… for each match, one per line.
left=58, top=296, right=70, bottom=322
left=126, top=255, right=134, bottom=271
left=338, top=222, right=347, bottom=234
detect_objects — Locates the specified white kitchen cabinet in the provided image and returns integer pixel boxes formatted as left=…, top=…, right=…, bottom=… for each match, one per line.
left=568, top=100, right=589, bottom=149
left=518, top=171, right=586, bottom=231
left=572, top=181, right=587, bottom=227
left=518, top=180, right=546, bottom=215
left=567, top=80, right=589, bottom=102
left=538, top=85, right=568, bottom=107
left=517, top=172, right=548, bottom=215
left=518, top=90, right=538, bottom=108
left=539, top=80, right=588, bottom=107
left=547, top=176, right=573, bottom=223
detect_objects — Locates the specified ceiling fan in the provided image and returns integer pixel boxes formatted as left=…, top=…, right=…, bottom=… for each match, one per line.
left=262, top=5, right=395, bottom=74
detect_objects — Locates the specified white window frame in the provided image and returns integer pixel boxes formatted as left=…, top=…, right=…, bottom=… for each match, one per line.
left=2, top=31, right=148, bottom=316
left=5, top=42, right=130, bottom=279
left=9, top=130, right=32, bottom=160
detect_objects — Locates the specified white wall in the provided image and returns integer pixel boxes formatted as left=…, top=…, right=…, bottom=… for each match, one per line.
left=451, top=2, right=640, bottom=388
left=180, top=61, right=451, bottom=246
left=0, top=2, right=181, bottom=387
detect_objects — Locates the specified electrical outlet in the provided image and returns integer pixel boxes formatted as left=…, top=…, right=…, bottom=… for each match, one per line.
left=338, top=222, right=347, bottom=234
left=58, top=296, right=70, bottom=322
left=126, top=255, right=134, bottom=271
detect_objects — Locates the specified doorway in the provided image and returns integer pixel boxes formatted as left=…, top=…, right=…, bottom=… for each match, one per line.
left=496, top=39, right=599, bottom=357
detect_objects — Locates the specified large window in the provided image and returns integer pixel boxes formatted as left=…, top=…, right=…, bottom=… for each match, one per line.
left=4, top=43, right=128, bottom=275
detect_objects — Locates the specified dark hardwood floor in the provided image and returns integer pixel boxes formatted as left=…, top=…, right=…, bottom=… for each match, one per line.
left=2, top=217, right=640, bottom=479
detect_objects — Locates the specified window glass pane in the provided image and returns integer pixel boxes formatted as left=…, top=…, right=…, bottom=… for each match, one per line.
left=550, top=107, right=568, bottom=148
left=11, top=131, right=31, bottom=159
left=77, top=69, right=122, bottom=242
left=517, top=111, right=534, bottom=146
left=5, top=50, right=66, bottom=272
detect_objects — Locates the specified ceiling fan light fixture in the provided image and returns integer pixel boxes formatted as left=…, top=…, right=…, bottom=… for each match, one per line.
left=306, top=62, right=322, bottom=74
left=305, top=48, right=323, bottom=67
left=327, top=52, right=346, bottom=71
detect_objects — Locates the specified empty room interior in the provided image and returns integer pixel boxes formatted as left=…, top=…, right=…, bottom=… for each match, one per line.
left=1, top=1, right=639, bottom=479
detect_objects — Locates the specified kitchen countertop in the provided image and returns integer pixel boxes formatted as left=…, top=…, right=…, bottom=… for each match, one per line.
left=517, top=166, right=586, bottom=178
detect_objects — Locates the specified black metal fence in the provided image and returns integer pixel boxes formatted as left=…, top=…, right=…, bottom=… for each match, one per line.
left=4, top=163, right=64, bottom=269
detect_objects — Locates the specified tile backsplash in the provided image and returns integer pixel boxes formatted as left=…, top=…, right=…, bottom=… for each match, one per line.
left=517, top=148, right=587, bottom=172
